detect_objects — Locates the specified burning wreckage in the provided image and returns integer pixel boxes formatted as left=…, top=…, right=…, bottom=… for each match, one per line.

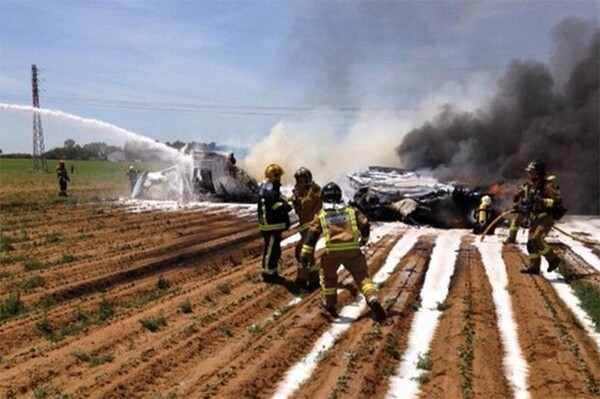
left=131, top=153, right=496, bottom=230
left=131, top=147, right=260, bottom=203
left=348, top=166, right=498, bottom=230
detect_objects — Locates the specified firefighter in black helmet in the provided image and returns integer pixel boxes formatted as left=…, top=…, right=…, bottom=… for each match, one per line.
left=510, top=160, right=566, bottom=275
left=291, top=167, right=322, bottom=291
left=258, top=163, right=292, bottom=283
left=300, top=182, right=386, bottom=322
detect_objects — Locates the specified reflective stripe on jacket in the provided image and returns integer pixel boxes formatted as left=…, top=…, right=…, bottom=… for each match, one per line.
left=301, top=204, right=370, bottom=256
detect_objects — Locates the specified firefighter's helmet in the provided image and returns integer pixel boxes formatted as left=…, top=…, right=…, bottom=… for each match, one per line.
left=525, top=159, right=546, bottom=177
left=322, top=182, right=343, bottom=203
left=293, top=167, right=312, bottom=183
left=481, top=195, right=492, bottom=206
left=264, top=163, right=285, bottom=181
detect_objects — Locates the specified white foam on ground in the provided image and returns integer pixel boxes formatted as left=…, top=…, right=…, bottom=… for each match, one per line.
left=554, top=217, right=600, bottom=272
left=476, top=235, right=530, bottom=399
left=514, top=243, right=600, bottom=351
left=385, top=230, right=463, bottom=399
left=271, top=226, right=421, bottom=399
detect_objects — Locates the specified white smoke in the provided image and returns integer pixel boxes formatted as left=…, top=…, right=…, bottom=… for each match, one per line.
left=241, top=109, right=412, bottom=186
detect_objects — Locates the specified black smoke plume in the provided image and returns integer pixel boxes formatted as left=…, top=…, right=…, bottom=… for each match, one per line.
left=397, top=19, right=599, bottom=214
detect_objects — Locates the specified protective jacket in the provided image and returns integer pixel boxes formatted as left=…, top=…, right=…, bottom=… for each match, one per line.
left=257, top=180, right=291, bottom=232
left=292, top=182, right=322, bottom=232
left=513, top=175, right=563, bottom=221
left=301, top=204, right=370, bottom=257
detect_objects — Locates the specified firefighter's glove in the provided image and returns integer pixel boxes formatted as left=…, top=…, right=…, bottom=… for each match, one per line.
left=360, top=237, right=369, bottom=247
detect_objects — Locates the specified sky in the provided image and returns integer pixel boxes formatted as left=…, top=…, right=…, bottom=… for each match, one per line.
left=0, top=1, right=598, bottom=179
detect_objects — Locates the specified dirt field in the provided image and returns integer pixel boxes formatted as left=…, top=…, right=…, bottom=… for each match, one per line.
left=0, top=198, right=599, bottom=399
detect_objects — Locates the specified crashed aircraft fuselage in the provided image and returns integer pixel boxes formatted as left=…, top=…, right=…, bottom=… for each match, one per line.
left=132, top=150, right=259, bottom=203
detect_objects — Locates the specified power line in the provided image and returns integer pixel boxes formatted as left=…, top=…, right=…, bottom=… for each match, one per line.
left=1, top=94, right=416, bottom=117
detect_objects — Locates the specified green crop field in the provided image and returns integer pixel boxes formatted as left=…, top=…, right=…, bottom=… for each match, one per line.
left=0, top=158, right=167, bottom=204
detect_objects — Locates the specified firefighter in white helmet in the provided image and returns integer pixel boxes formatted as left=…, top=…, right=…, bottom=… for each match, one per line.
left=258, top=163, right=292, bottom=283
left=300, top=182, right=386, bottom=322
left=472, top=195, right=494, bottom=235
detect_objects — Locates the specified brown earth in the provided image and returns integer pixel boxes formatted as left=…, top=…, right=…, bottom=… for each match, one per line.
left=1, top=200, right=599, bottom=399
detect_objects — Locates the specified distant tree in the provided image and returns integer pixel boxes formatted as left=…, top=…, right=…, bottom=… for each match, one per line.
left=44, top=140, right=121, bottom=160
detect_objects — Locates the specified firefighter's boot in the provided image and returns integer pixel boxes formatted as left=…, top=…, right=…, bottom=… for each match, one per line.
left=366, top=295, right=387, bottom=322
left=520, top=258, right=541, bottom=275
left=547, top=257, right=564, bottom=273
left=319, top=301, right=338, bottom=318
left=504, top=229, right=517, bottom=244
left=307, top=269, right=320, bottom=292
left=295, top=278, right=308, bottom=293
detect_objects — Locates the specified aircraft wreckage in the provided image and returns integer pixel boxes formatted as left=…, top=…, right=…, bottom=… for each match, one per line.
left=347, top=166, right=497, bottom=229
left=131, top=146, right=259, bottom=203
left=131, top=154, right=495, bottom=229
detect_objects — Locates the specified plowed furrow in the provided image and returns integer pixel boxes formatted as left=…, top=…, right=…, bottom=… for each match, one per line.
left=15, top=216, right=256, bottom=297
left=291, top=235, right=434, bottom=399
left=0, top=223, right=263, bottom=358
left=0, top=210, right=248, bottom=284
left=552, top=244, right=600, bottom=285
left=181, top=236, right=400, bottom=399
left=503, top=247, right=600, bottom=399
left=24, top=219, right=258, bottom=304
left=1, top=235, right=285, bottom=396
left=418, top=237, right=511, bottom=399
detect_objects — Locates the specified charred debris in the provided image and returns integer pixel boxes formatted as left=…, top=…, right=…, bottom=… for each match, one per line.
left=348, top=166, right=497, bottom=229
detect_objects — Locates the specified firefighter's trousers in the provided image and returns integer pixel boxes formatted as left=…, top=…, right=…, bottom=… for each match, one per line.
left=507, top=212, right=526, bottom=242
left=58, top=179, right=68, bottom=197
left=526, top=214, right=560, bottom=270
left=295, top=230, right=319, bottom=283
left=261, top=230, right=283, bottom=276
left=319, top=249, right=378, bottom=307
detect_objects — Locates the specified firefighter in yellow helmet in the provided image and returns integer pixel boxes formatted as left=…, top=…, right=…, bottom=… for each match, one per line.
left=300, top=182, right=386, bottom=322
left=257, top=163, right=292, bottom=283
left=512, top=160, right=566, bottom=275
left=291, top=167, right=322, bottom=291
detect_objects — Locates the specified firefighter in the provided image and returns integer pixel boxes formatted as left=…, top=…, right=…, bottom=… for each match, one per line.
left=513, top=160, right=566, bottom=274
left=300, top=182, right=386, bottom=322
left=291, top=167, right=322, bottom=291
left=472, top=195, right=495, bottom=235
left=258, top=163, right=292, bottom=283
left=126, top=165, right=139, bottom=193
left=56, top=160, right=70, bottom=197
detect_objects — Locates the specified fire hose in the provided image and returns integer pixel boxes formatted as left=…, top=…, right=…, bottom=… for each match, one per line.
left=479, top=210, right=515, bottom=241
left=480, top=210, right=599, bottom=245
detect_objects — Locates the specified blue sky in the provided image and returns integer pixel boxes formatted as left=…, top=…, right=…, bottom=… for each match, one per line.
left=0, top=0, right=598, bottom=156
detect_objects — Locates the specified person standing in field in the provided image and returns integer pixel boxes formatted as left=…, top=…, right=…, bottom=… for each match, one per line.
left=257, top=163, right=292, bottom=283
left=300, top=182, right=386, bottom=322
left=126, top=165, right=139, bottom=193
left=291, top=167, right=322, bottom=291
left=56, top=160, right=70, bottom=197
left=511, top=160, right=567, bottom=275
